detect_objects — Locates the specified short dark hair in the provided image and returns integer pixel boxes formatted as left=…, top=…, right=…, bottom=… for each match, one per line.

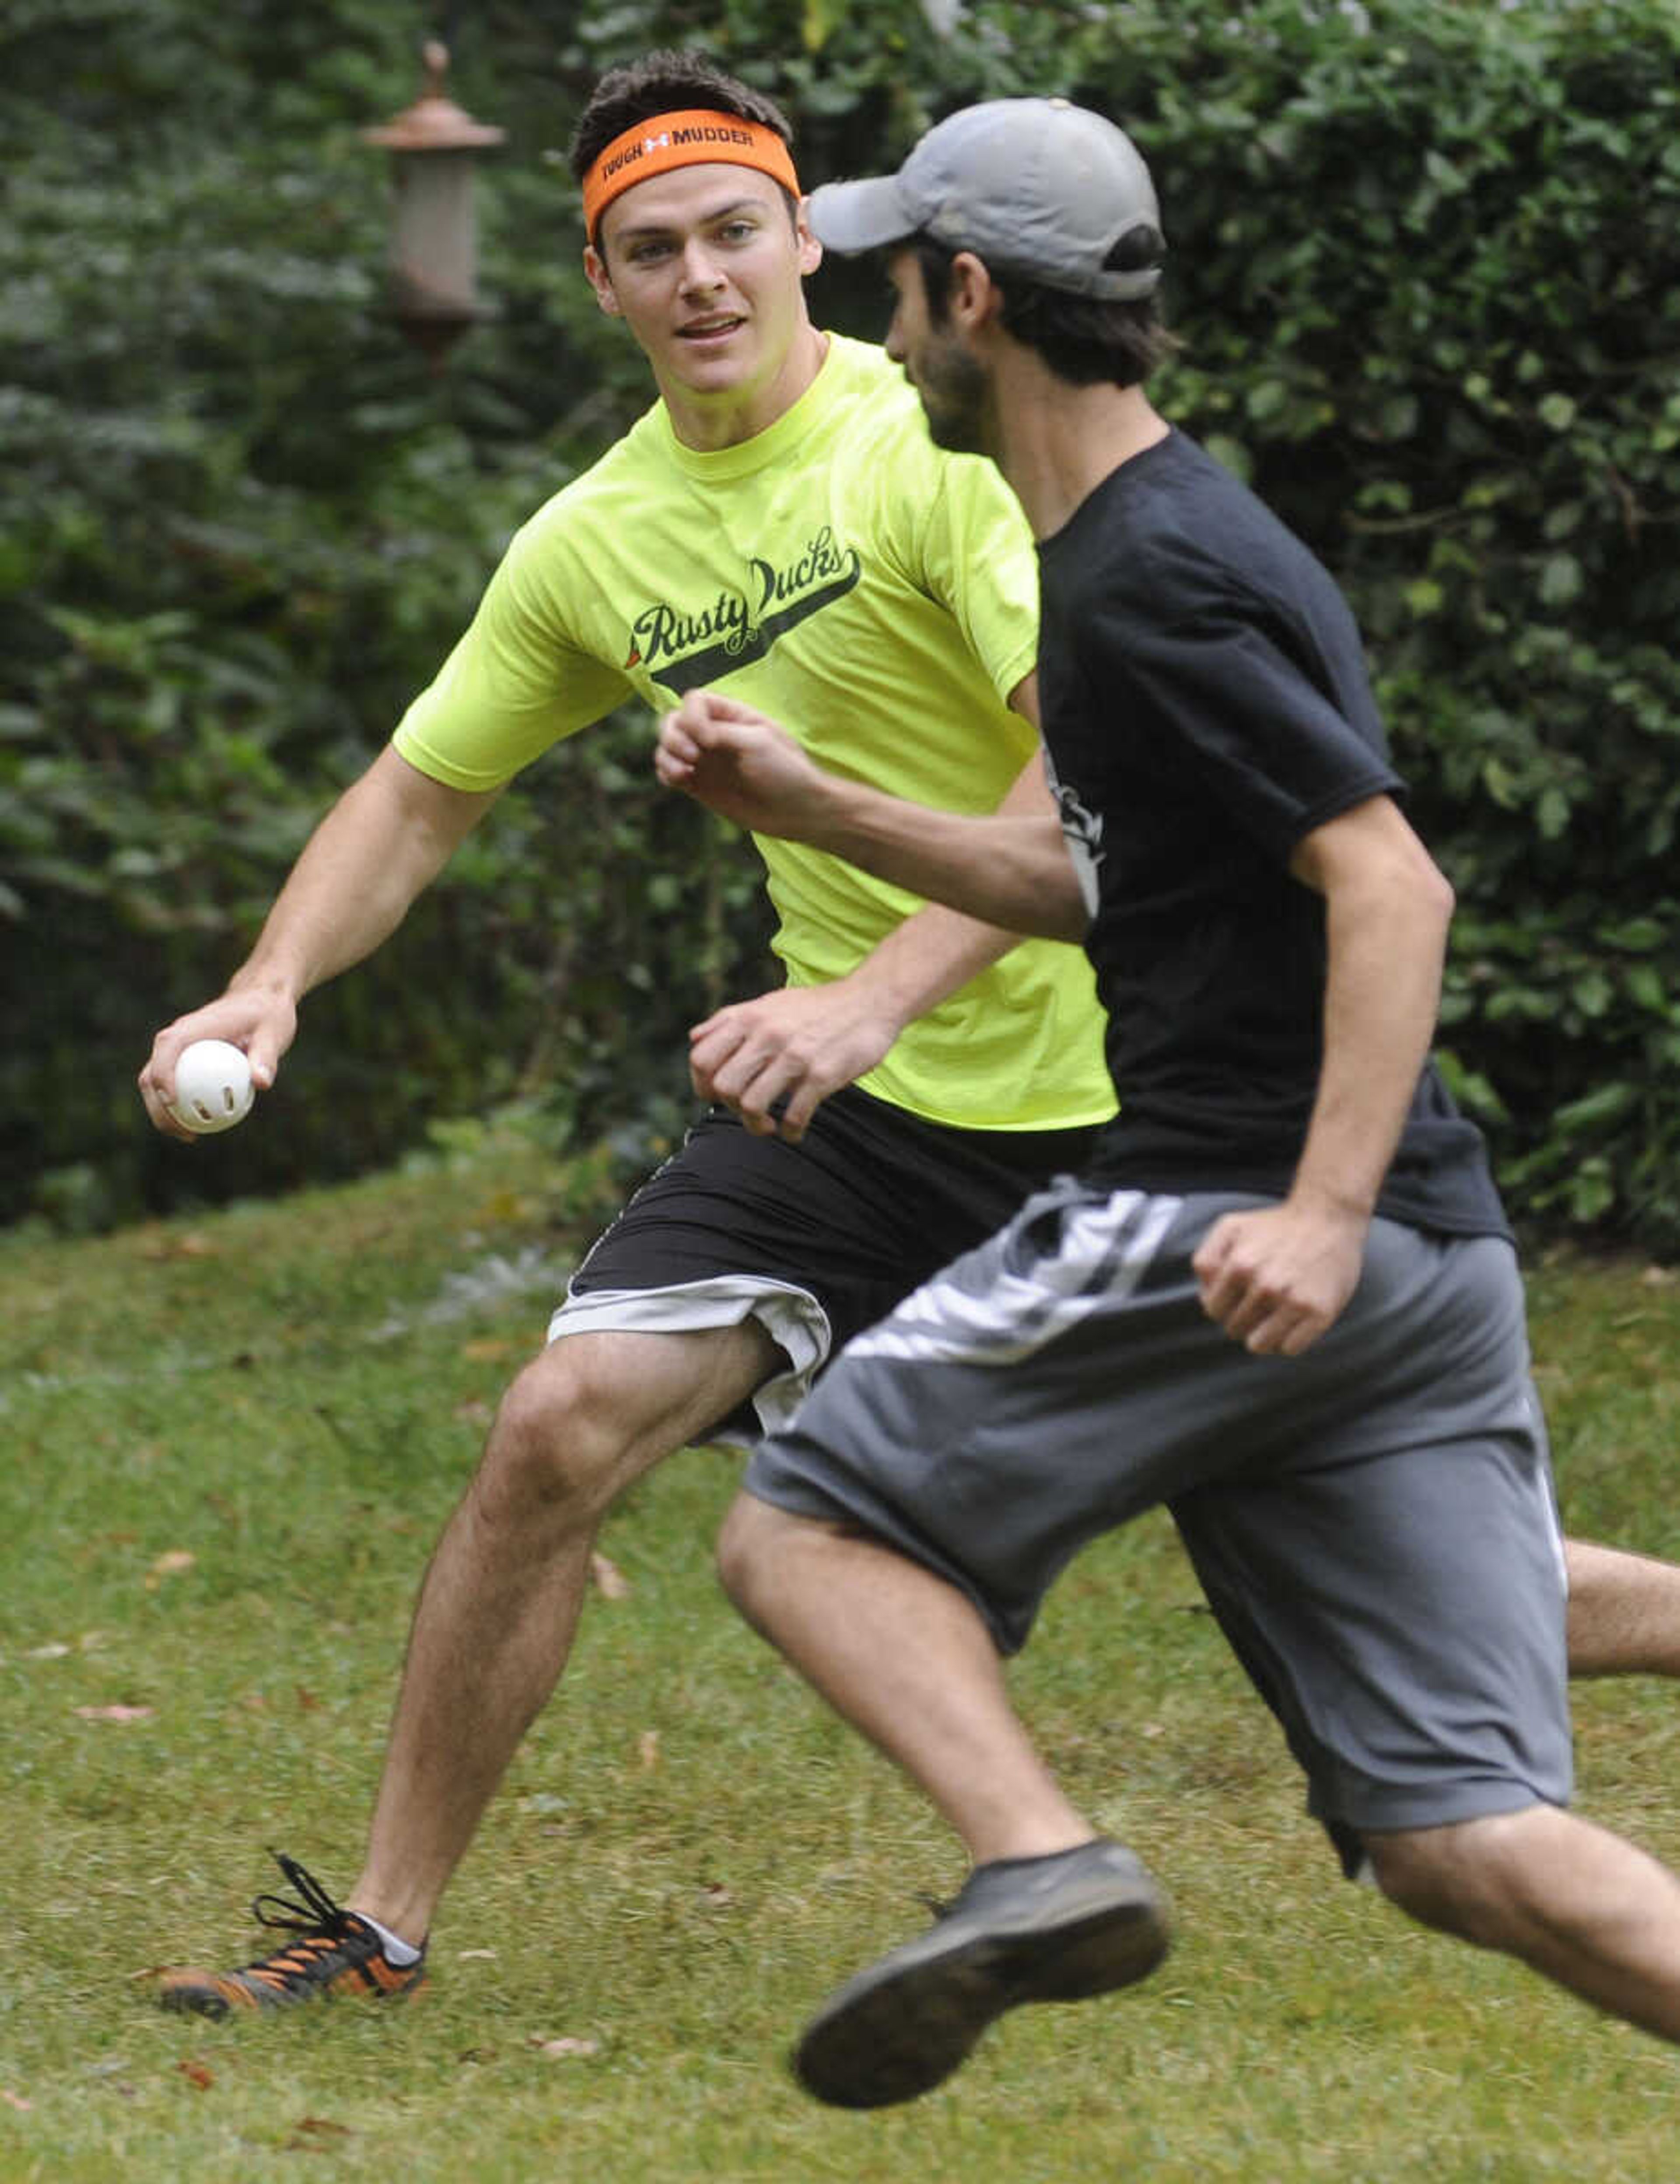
left=569, top=50, right=798, bottom=248
left=912, top=232, right=1178, bottom=390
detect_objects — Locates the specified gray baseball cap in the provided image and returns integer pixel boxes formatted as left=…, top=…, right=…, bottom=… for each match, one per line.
left=806, top=97, right=1164, bottom=301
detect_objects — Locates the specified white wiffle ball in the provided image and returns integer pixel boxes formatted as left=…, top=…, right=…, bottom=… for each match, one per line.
left=168, top=1040, right=255, bottom=1135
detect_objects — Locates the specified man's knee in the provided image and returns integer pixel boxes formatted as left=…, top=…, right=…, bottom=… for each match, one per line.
left=715, top=1492, right=850, bottom=1634
left=1363, top=1804, right=1564, bottom=1946
left=715, top=1491, right=785, bottom=1624
left=475, top=1340, right=657, bottom=1521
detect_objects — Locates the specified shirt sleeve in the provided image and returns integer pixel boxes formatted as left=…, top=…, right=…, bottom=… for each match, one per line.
left=910, top=451, right=1042, bottom=709
left=392, top=517, right=634, bottom=792
left=1090, top=575, right=1403, bottom=858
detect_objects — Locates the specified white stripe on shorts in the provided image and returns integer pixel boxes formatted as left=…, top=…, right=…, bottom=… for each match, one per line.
left=547, top=1274, right=832, bottom=1442
left=847, top=1188, right=1182, bottom=1368
left=1523, top=1380, right=1569, bottom=1593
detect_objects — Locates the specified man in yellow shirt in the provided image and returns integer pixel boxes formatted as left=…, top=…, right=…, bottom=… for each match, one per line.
left=138, top=48, right=1112, bottom=2015
left=137, top=49, right=1679, bottom=2018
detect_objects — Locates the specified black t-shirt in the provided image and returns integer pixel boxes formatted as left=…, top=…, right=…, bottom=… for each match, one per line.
left=1037, top=428, right=1508, bottom=1239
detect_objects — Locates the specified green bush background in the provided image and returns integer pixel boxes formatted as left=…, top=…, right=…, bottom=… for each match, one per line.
left=4, top=0, right=1677, bottom=1246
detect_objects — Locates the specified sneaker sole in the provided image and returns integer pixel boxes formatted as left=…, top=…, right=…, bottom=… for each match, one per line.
left=152, top=1967, right=428, bottom=2018
left=156, top=1983, right=241, bottom=2021
left=793, top=1887, right=1169, bottom=2109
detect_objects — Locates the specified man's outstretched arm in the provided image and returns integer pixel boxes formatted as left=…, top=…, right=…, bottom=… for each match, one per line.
left=682, top=718, right=1085, bottom=1137
left=657, top=688, right=1089, bottom=954
left=139, top=746, right=498, bottom=1137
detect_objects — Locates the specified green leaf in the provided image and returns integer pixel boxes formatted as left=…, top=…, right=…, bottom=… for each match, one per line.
left=1203, top=434, right=1253, bottom=483
left=1246, top=380, right=1292, bottom=423
left=1564, top=1159, right=1617, bottom=1223
left=1404, top=578, right=1445, bottom=618
left=1554, top=1081, right=1637, bottom=1133
left=1597, top=917, right=1667, bottom=951
left=1539, top=553, right=1583, bottom=606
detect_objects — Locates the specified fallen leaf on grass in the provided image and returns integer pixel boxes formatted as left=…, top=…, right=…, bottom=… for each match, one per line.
left=24, top=1642, right=71, bottom=1661
left=140, top=1232, right=218, bottom=1261
left=76, top=1531, right=137, bottom=1570
left=457, top=1949, right=498, bottom=1961
left=589, top=1552, right=630, bottom=1600
left=287, top=2118, right=351, bottom=2143
left=177, top=2059, right=214, bottom=2091
left=528, top=2037, right=599, bottom=2060
left=145, top=1548, right=196, bottom=1589
left=1, top=2090, right=31, bottom=2112
left=637, top=1730, right=660, bottom=1771
left=1642, top=1264, right=1676, bottom=1287
left=75, top=1704, right=154, bottom=1724
left=459, top=1337, right=515, bottom=1363
left=696, top=1882, right=733, bottom=1910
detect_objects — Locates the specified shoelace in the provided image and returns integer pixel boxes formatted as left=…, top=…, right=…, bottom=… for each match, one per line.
left=249, top=1850, right=355, bottom=1943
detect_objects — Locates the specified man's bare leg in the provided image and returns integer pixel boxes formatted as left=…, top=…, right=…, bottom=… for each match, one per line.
left=718, top=1491, right=1093, bottom=1862
left=348, top=1320, right=779, bottom=1942
left=717, top=1491, right=1169, bottom=2107
left=1368, top=1804, right=1680, bottom=2043
left=1564, top=1538, right=1680, bottom=1677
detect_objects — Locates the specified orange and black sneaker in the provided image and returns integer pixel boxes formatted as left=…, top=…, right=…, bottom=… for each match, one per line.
left=152, top=1851, right=427, bottom=2019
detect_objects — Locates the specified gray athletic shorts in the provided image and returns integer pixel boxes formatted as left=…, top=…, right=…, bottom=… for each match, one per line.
left=744, top=1183, right=1572, bottom=1867
left=547, top=1087, right=1104, bottom=1443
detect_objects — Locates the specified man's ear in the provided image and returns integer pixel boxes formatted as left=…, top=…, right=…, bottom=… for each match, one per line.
left=583, top=242, right=621, bottom=317
left=948, top=251, right=1004, bottom=332
left=796, top=198, right=824, bottom=278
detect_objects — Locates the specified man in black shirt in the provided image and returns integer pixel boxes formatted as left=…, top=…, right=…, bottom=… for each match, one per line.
left=655, top=98, right=1680, bottom=2110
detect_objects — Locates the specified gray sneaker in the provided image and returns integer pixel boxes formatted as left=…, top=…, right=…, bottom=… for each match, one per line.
left=793, top=1836, right=1170, bottom=2108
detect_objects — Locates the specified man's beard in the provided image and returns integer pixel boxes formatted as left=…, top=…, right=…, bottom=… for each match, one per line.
left=913, top=337, right=990, bottom=456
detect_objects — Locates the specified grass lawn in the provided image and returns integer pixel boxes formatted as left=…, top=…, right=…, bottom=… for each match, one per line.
left=3, top=1113, right=1678, bottom=2180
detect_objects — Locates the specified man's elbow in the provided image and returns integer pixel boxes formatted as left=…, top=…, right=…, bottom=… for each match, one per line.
left=1416, top=850, right=1456, bottom=936
left=1026, top=868, right=1095, bottom=945
left=1369, top=826, right=1454, bottom=938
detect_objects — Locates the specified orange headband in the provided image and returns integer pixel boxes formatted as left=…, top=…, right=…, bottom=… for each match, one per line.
left=582, top=109, right=801, bottom=238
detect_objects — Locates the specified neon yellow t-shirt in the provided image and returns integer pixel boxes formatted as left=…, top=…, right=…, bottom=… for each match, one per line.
left=394, top=334, right=1112, bottom=1132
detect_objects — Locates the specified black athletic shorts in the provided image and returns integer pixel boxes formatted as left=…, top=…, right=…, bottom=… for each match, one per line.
left=548, top=1085, right=1104, bottom=1442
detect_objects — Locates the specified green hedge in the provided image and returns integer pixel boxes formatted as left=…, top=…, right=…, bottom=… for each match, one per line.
left=3, top=0, right=1677, bottom=1249
left=1090, top=0, right=1680, bottom=1243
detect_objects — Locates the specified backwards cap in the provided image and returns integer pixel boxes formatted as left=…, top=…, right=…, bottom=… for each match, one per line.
left=807, top=97, right=1163, bottom=300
